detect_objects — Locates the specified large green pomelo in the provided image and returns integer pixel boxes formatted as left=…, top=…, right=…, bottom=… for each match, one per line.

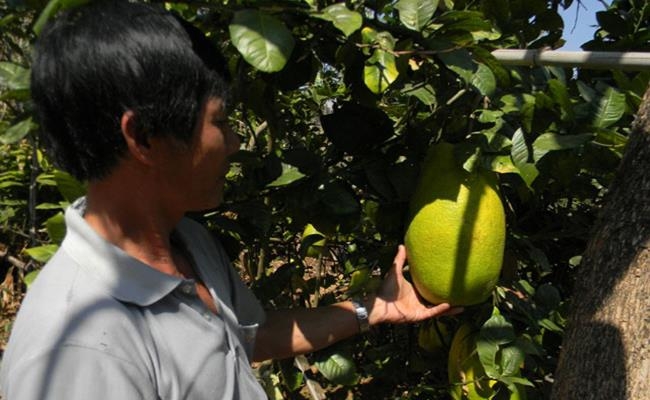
left=405, top=142, right=505, bottom=306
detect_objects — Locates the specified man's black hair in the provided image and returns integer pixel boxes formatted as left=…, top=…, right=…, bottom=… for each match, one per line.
left=31, top=0, right=229, bottom=181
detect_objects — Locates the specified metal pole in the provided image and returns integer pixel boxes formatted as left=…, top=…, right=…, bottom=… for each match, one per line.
left=491, top=49, right=650, bottom=71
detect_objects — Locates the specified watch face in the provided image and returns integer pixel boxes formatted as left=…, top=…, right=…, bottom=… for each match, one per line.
left=352, top=299, right=370, bottom=333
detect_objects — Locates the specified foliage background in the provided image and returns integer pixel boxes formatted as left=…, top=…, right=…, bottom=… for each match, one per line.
left=1, top=0, right=648, bottom=398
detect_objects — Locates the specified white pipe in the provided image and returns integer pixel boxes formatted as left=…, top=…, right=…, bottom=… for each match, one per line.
left=491, top=49, right=650, bottom=71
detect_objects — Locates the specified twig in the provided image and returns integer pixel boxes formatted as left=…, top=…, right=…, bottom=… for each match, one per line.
left=0, top=247, right=26, bottom=270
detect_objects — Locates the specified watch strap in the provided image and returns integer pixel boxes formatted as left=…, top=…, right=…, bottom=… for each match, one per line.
left=351, top=298, right=370, bottom=333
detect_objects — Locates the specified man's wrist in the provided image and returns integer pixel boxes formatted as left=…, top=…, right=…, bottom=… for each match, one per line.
left=364, top=295, right=385, bottom=326
left=350, top=298, right=370, bottom=333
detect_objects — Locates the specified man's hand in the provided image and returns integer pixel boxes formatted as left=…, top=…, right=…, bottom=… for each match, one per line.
left=367, top=245, right=463, bottom=326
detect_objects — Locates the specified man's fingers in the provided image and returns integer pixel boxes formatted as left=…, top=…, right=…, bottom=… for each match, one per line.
left=421, top=302, right=451, bottom=318
left=439, top=306, right=465, bottom=316
left=422, top=303, right=464, bottom=319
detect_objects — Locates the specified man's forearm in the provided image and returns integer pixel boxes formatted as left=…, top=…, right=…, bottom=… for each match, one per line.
left=250, top=246, right=460, bottom=362
left=252, top=297, right=376, bottom=362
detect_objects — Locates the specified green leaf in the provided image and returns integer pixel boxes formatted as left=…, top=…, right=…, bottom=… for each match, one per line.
left=24, top=244, right=59, bottom=263
left=315, top=351, right=358, bottom=386
left=33, top=0, right=61, bottom=35
left=24, top=270, right=40, bottom=288
left=33, top=0, right=89, bottom=35
left=454, top=142, right=481, bottom=173
left=476, top=341, right=500, bottom=379
left=437, top=10, right=493, bottom=33
left=499, top=344, right=525, bottom=377
left=0, top=118, right=36, bottom=145
left=510, top=128, right=531, bottom=166
left=593, top=129, right=627, bottom=154
left=36, top=202, right=69, bottom=210
left=0, top=207, right=15, bottom=224
left=347, top=267, right=371, bottom=295
left=547, top=79, right=574, bottom=121
left=534, top=283, right=561, bottom=312
left=470, top=63, right=496, bottom=97
left=320, top=102, right=393, bottom=154
left=266, top=164, right=306, bottom=187
left=317, top=3, right=362, bottom=37
left=470, top=29, right=501, bottom=41
left=282, top=149, right=321, bottom=176
left=395, top=0, right=438, bottom=31
left=477, top=309, right=517, bottom=380
left=278, top=359, right=303, bottom=391
left=477, top=109, right=503, bottom=123
left=438, top=49, right=474, bottom=83
left=520, top=97, right=536, bottom=134
left=364, top=49, right=399, bottom=94
left=319, top=181, right=359, bottom=216
left=596, top=10, right=631, bottom=37
left=0, top=14, right=16, bottom=29
left=53, top=169, right=86, bottom=202
left=511, top=129, right=538, bottom=187
left=480, top=310, right=516, bottom=346
left=591, top=86, right=626, bottom=129
left=362, top=30, right=399, bottom=94
left=45, top=212, right=66, bottom=244
left=532, top=133, right=593, bottom=162
left=361, top=26, right=378, bottom=44
left=484, top=155, right=518, bottom=174
left=402, top=83, right=436, bottom=106
left=576, top=81, right=596, bottom=103
left=229, top=10, right=295, bottom=72
left=0, top=62, right=30, bottom=91
left=499, top=376, right=535, bottom=394
left=498, top=94, right=520, bottom=114
left=539, top=318, right=563, bottom=333
left=477, top=130, right=511, bottom=152
left=513, top=336, right=543, bottom=356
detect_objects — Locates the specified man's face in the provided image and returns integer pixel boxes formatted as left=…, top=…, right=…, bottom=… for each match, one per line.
left=156, top=97, right=240, bottom=212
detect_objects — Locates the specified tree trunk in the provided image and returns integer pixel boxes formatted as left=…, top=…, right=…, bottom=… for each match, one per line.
left=551, top=85, right=650, bottom=399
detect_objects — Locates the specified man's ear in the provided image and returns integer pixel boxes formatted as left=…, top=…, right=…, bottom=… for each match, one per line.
left=120, top=110, right=154, bottom=166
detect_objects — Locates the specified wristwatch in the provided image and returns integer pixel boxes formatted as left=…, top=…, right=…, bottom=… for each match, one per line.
left=351, top=298, right=370, bottom=333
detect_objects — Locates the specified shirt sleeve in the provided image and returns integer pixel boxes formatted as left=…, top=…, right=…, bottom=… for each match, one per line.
left=3, top=345, right=157, bottom=400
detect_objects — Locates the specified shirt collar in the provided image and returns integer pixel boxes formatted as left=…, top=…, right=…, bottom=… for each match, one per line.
left=61, top=197, right=185, bottom=306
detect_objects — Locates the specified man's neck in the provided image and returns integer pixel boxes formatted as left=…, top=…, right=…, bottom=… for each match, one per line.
left=82, top=169, right=185, bottom=276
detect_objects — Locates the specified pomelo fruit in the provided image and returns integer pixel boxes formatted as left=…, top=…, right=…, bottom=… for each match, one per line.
left=448, top=324, right=526, bottom=400
left=448, top=323, right=496, bottom=399
left=418, top=319, right=451, bottom=356
left=404, top=142, right=505, bottom=306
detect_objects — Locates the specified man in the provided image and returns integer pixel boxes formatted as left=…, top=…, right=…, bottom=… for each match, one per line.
left=0, top=1, right=460, bottom=398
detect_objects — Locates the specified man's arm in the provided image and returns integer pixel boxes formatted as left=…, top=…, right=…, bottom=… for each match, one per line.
left=253, top=245, right=462, bottom=362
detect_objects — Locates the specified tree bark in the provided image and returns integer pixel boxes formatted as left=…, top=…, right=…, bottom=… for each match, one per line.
left=551, top=85, right=650, bottom=399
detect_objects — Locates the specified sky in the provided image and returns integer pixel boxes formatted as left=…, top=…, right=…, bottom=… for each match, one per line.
left=558, top=1, right=610, bottom=51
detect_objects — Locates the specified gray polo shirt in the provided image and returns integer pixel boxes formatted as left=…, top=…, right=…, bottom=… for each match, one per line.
left=0, top=198, right=267, bottom=399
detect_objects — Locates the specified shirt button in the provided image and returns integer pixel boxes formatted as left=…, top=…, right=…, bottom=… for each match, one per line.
left=181, top=284, right=193, bottom=294
left=203, top=312, right=212, bottom=321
